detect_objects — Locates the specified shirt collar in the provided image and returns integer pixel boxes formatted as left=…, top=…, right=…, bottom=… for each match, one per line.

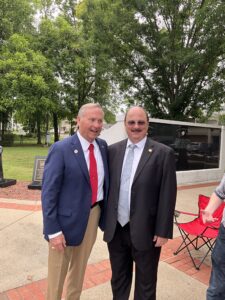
left=127, top=136, right=147, bottom=149
left=77, top=131, right=98, bottom=151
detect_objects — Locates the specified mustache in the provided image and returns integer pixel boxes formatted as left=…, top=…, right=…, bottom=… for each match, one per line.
left=131, top=129, right=142, bottom=132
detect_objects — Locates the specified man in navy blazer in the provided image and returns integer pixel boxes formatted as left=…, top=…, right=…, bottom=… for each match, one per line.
left=104, top=106, right=177, bottom=300
left=42, top=103, right=109, bottom=300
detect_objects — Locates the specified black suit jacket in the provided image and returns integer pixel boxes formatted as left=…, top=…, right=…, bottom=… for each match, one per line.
left=104, top=138, right=177, bottom=251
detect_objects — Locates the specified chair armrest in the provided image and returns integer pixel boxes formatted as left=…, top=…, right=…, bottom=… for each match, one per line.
left=174, top=210, right=198, bottom=224
left=174, top=210, right=198, bottom=218
left=207, top=225, right=220, bottom=230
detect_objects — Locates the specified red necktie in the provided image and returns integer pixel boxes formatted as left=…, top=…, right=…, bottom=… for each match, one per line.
left=88, top=144, right=98, bottom=205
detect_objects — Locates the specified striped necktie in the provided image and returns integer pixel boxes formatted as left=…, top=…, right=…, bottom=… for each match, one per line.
left=118, top=144, right=136, bottom=226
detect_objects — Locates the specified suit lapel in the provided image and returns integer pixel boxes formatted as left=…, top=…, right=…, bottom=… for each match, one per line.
left=115, top=140, right=127, bottom=185
left=96, top=138, right=108, bottom=179
left=70, top=134, right=90, bottom=184
left=133, top=138, right=154, bottom=184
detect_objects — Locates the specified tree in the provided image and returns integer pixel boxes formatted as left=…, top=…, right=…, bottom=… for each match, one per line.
left=0, top=34, right=59, bottom=144
left=0, top=0, right=35, bottom=44
left=37, top=1, right=113, bottom=135
left=78, top=0, right=225, bottom=121
left=0, top=0, right=37, bottom=137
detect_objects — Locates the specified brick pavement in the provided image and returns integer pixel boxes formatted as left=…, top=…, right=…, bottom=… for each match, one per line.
left=0, top=181, right=216, bottom=300
left=0, top=236, right=211, bottom=300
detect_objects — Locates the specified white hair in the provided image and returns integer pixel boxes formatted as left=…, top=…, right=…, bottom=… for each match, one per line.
left=77, top=103, right=104, bottom=117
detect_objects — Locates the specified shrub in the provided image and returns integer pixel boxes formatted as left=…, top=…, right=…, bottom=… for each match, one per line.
left=1, top=133, right=15, bottom=146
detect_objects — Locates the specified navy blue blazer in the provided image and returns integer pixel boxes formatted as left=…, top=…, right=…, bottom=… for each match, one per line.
left=41, top=133, right=109, bottom=246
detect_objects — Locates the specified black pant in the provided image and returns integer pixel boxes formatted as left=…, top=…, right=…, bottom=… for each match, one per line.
left=107, top=223, right=161, bottom=300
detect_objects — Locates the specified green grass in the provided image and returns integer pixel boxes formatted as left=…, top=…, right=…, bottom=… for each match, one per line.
left=2, top=146, right=49, bottom=181
left=13, top=134, right=53, bottom=145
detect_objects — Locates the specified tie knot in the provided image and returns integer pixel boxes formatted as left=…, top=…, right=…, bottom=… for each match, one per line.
left=89, top=143, right=94, bottom=151
left=129, top=144, right=136, bottom=150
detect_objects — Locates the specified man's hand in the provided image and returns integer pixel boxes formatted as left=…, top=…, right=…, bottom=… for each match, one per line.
left=153, top=236, right=168, bottom=247
left=201, top=210, right=218, bottom=224
left=49, top=233, right=66, bottom=252
left=201, top=192, right=222, bottom=224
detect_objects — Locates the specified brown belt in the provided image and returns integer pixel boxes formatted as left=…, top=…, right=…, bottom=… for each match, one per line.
left=91, top=201, right=102, bottom=209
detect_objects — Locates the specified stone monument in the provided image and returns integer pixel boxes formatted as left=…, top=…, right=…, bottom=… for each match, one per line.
left=0, top=146, right=17, bottom=188
left=28, top=156, right=46, bottom=190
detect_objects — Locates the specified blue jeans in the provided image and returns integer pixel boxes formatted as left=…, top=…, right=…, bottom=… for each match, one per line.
left=207, top=224, right=225, bottom=300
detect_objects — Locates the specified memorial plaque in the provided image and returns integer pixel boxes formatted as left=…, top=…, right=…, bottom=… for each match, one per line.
left=149, top=123, right=221, bottom=171
left=28, top=156, right=46, bottom=190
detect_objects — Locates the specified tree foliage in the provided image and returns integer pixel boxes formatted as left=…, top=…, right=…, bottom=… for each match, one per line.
left=0, top=0, right=36, bottom=44
left=0, top=33, right=59, bottom=143
left=78, top=0, right=225, bottom=120
left=1, top=0, right=225, bottom=143
left=37, top=1, right=112, bottom=131
left=0, top=0, right=36, bottom=138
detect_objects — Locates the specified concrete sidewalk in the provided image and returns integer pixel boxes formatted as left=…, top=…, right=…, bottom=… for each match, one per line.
left=0, top=182, right=218, bottom=299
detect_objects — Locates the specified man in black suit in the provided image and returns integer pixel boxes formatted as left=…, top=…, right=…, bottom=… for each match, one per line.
left=104, top=106, right=177, bottom=300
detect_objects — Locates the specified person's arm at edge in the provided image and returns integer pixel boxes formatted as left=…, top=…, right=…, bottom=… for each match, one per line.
left=202, top=192, right=223, bottom=224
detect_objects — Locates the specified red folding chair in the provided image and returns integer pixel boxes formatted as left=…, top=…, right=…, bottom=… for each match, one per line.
left=174, top=194, right=225, bottom=270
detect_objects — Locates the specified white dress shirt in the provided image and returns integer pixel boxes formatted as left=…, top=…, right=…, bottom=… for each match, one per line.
left=77, top=131, right=105, bottom=202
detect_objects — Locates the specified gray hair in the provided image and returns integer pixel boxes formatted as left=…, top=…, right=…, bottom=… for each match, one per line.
left=77, top=103, right=104, bottom=117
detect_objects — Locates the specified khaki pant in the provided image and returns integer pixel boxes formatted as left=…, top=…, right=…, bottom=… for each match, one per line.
left=47, top=205, right=100, bottom=300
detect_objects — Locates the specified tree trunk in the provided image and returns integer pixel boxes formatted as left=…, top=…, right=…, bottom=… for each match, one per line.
left=36, top=114, right=42, bottom=145
left=53, top=113, right=59, bottom=142
left=0, top=114, right=2, bottom=145
left=45, top=114, right=49, bottom=145
left=1, top=112, right=8, bottom=139
left=70, top=118, right=74, bottom=136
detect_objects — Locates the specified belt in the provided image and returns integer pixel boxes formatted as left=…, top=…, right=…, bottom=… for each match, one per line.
left=91, top=201, right=102, bottom=209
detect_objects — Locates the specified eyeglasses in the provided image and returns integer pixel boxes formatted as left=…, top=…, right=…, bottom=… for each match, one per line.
left=127, top=120, right=146, bottom=126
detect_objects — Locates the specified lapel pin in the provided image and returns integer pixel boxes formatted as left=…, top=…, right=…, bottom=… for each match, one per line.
left=148, top=148, right=153, bottom=153
left=74, top=149, right=78, bottom=154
